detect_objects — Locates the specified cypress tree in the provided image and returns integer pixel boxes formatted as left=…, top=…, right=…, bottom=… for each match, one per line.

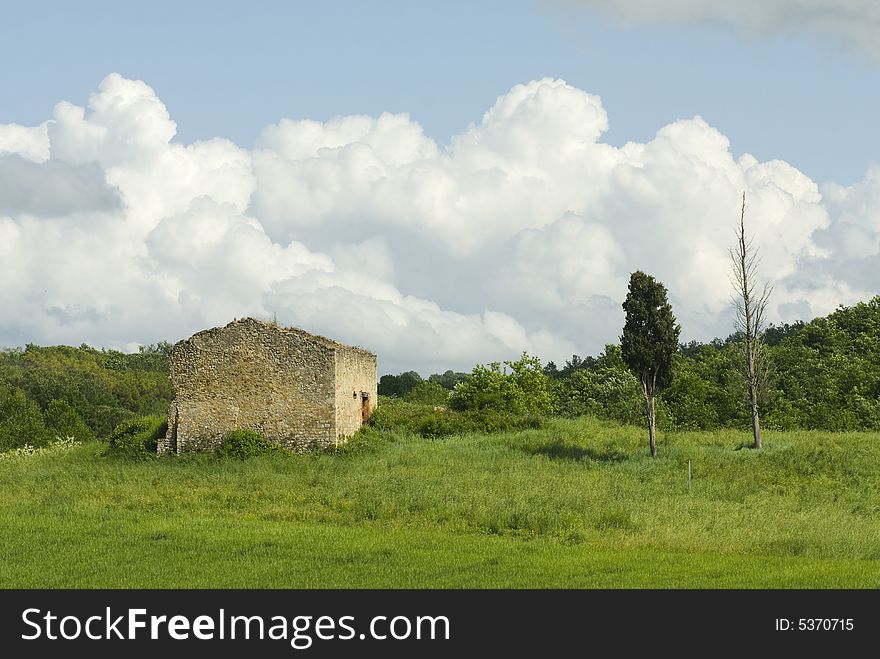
left=620, top=271, right=681, bottom=457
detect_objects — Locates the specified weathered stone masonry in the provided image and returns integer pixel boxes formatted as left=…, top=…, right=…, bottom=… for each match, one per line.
left=158, top=318, right=377, bottom=454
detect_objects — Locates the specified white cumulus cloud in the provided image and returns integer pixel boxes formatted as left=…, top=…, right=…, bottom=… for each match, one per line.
left=0, top=74, right=875, bottom=374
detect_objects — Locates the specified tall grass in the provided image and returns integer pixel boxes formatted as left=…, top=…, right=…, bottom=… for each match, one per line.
left=1, top=416, right=878, bottom=587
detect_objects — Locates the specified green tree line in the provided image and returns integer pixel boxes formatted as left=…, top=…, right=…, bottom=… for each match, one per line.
left=382, top=296, right=880, bottom=433
left=1, top=296, right=878, bottom=452
left=0, top=342, right=172, bottom=450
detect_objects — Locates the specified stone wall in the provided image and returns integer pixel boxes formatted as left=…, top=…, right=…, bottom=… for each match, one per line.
left=160, top=318, right=340, bottom=453
left=334, top=344, right=378, bottom=441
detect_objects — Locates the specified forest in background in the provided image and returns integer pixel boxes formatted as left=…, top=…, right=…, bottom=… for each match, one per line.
left=0, top=342, right=171, bottom=450
left=381, top=296, right=880, bottom=433
left=0, top=296, right=878, bottom=452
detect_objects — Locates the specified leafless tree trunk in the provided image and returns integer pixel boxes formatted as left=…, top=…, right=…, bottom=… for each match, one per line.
left=641, top=373, right=657, bottom=458
left=730, top=192, right=772, bottom=449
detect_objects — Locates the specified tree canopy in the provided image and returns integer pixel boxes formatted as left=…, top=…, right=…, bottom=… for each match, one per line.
left=620, top=271, right=681, bottom=457
left=620, top=271, right=681, bottom=391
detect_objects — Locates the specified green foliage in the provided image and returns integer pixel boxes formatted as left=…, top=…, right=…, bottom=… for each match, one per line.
left=0, top=387, right=50, bottom=451
left=378, top=371, right=423, bottom=397
left=427, top=370, right=470, bottom=390
left=658, top=347, right=746, bottom=430
left=555, top=348, right=676, bottom=429
left=556, top=359, right=642, bottom=425
left=403, top=381, right=451, bottom=406
left=660, top=363, right=720, bottom=430
left=620, top=273, right=681, bottom=455
left=448, top=362, right=520, bottom=413
left=761, top=298, right=880, bottom=431
left=450, top=353, right=555, bottom=416
left=545, top=354, right=598, bottom=380
left=326, top=427, right=388, bottom=457
left=216, top=429, right=281, bottom=459
left=44, top=399, right=94, bottom=443
left=380, top=370, right=470, bottom=400
left=370, top=397, right=543, bottom=437
left=455, top=408, right=544, bottom=434
left=620, top=271, right=681, bottom=390
left=508, top=353, right=556, bottom=416
left=1, top=295, right=878, bottom=447
left=653, top=296, right=880, bottom=431
left=107, top=415, right=167, bottom=459
left=0, top=342, right=172, bottom=439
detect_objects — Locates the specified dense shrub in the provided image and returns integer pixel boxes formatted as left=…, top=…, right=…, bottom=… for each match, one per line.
left=369, top=398, right=439, bottom=434
left=326, top=427, right=387, bottom=456
left=456, top=408, right=544, bottom=435
left=370, top=398, right=543, bottom=437
left=216, top=429, right=281, bottom=459
left=556, top=367, right=640, bottom=424
left=0, top=387, right=50, bottom=451
left=107, top=415, right=167, bottom=458
left=87, top=406, right=138, bottom=440
left=450, top=353, right=555, bottom=416
left=403, top=381, right=451, bottom=406
left=448, top=362, right=521, bottom=413
left=552, top=345, right=674, bottom=428
left=44, top=399, right=94, bottom=443
left=659, top=348, right=745, bottom=430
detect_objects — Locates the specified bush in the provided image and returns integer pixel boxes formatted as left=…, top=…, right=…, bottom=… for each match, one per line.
left=403, top=381, right=450, bottom=406
left=554, top=345, right=675, bottom=429
left=216, top=429, right=281, bottom=459
left=0, top=387, right=50, bottom=451
left=44, top=399, right=94, bottom=443
left=449, top=362, right=522, bottom=413
left=449, top=353, right=555, bottom=417
left=328, top=427, right=387, bottom=457
left=370, top=398, right=543, bottom=437
left=556, top=367, right=644, bottom=425
left=89, top=406, right=137, bottom=440
left=107, top=415, right=167, bottom=458
left=457, top=408, right=544, bottom=435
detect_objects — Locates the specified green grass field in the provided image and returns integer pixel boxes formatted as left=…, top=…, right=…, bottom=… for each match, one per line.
left=1, top=416, right=878, bottom=587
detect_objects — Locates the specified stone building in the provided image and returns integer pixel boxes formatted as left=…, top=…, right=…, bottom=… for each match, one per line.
left=158, top=318, right=377, bottom=454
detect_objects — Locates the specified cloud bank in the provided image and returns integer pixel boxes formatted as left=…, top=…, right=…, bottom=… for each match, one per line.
left=1, top=74, right=877, bottom=374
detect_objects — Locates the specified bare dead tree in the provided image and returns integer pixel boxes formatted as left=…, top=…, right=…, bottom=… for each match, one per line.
left=730, top=192, right=773, bottom=449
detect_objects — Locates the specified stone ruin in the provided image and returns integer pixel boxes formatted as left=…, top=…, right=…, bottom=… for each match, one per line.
left=158, top=318, right=377, bottom=454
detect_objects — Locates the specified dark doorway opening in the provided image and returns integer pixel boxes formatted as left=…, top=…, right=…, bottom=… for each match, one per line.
left=361, top=392, right=371, bottom=423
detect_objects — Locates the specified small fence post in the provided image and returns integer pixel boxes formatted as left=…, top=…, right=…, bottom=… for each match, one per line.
left=688, top=459, right=692, bottom=495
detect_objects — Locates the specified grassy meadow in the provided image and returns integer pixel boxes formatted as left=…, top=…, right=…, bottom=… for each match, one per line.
left=1, top=415, right=879, bottom=588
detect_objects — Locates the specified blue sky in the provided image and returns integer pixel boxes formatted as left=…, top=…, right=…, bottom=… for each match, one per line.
left=1, top=1, right=878, bottom=372
left=2, top=0, right=878, bottom=184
